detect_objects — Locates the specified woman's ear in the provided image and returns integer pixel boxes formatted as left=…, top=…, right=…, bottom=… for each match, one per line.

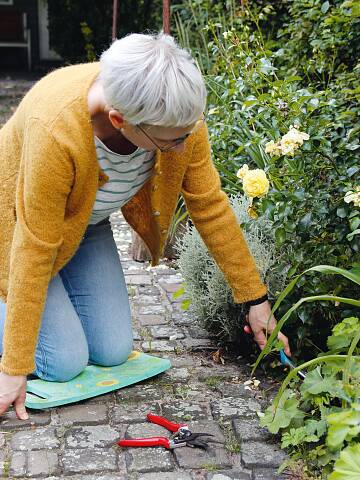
left=108, top=110, right=126, bottom=130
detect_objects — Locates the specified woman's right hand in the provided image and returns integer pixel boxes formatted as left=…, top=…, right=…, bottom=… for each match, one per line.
left=0, top=372, right=28, bottom=419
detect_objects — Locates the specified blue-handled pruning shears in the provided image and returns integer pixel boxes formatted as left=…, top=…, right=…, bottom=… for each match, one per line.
left=279, top=349, right=306, bottom=380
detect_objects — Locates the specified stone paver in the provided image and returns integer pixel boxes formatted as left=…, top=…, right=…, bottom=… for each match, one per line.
left=138, top=314, right=169, bottom=326
left=125, top=274, right=152, bottom=285
left=139, top=473, right=192, bottom=480
left=126, top=447, right=174, bottom=473
left=111, top=403, right=161, bottom=423
left=65, top=425, right=122, bottom=448
left=11, top=426, right=60, bottom=450
left=206, top=472, right=251, bottom=480
left=53, top=403, right=108, bottom=425
left=116, top=382, right=168, bottom=402
left=241, top=441, right=287, bottom=469
left=141, top=339, right=177, bottom=353
left=232, top=418, right=271, bottom=442
left=0, top=451, right=8, bottom=477
left=27, top=450, right=59, bottom=477
left=253, top=469, right=287, bottom=479
left=211, top=397, right=262, bottom=420
left=0, top=409, right=51, bottom=430
left=9, top=452, right=26, bottom=477
left=62, top=448, right=119, bottom=474
left=0, top=123, right=287, bottom=480
left=162, top=400, right=210, bottom=421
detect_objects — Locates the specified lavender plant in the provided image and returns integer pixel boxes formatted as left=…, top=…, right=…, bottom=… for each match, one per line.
left=175, top=195, right=288, bottom=346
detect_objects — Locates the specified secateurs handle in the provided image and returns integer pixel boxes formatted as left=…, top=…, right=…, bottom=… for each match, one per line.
left=118, top=437, right=171, bottom=449
left=147, top=413, right=187, bottom=432
left=279, top=350, right=306, bottom=379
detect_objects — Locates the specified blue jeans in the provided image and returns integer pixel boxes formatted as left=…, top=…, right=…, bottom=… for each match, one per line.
left=0, top=218, right=133, bottom=382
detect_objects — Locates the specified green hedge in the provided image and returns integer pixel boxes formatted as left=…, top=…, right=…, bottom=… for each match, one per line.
left=175, top=0, right=360, bottom=358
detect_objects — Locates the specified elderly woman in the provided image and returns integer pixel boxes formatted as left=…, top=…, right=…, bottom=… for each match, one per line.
left=0, top=33, right=290, bottom=420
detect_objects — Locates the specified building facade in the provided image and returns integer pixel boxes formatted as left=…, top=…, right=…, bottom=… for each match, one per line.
left=0, top=0, right=60, bottom=70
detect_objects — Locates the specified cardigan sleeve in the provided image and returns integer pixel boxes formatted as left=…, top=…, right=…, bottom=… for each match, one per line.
left=181, top=123, right=267, bottom=304
left=0, top=118, right=74, bottom=376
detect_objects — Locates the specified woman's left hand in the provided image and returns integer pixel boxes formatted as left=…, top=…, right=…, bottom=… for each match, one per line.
left=247, top=300, right=291, bottom=356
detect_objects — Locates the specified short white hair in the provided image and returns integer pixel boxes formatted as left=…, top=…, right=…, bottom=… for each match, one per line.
left=100, top=33, right=207, bottom=127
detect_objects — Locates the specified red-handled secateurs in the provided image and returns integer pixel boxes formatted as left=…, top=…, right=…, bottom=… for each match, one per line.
left=117, top=413, right=214, bottom=450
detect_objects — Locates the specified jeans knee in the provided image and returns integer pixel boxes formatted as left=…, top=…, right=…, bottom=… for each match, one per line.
left=93, top=338, right=133, bottom=367
left=36, top=347, right=89, bottom=382
left=53, top=360, right=88, bottom=382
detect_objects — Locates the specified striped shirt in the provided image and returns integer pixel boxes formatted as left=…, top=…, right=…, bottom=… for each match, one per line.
left=89, top=136, right=155, bottom=225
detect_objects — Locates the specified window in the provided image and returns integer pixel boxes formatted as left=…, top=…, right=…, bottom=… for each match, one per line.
left=0, top=0, right=14, bottom=5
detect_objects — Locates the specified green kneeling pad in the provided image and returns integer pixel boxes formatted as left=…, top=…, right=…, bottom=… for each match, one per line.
left=25, top=351, right=171, bottom=409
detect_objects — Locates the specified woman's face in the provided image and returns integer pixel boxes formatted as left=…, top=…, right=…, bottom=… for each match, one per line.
left=108, top=110, right=197, bottom=153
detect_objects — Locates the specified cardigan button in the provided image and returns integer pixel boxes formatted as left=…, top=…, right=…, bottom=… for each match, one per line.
left=153, top=211, right=160, bottom=216
left=152, top=184, right=158, bottom=191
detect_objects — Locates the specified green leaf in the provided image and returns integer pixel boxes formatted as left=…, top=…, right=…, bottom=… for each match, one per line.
left=350, top=217, right=360, bottom=231
left=285, top=75, right=303, bottom=83
left=347, top=229, right=360, bottom=241
left=300, top=367, right=349, bottom=401
left=347, top=166, right=359, bottom=177
left=327, top=405, right=360, bottom=450
left=298, top=212, right=312, bottom=232
left=305, top=418, right=327, bottom=437
left=173, top=286, right=186, bottom=300
left=281, top=426, right=318, bottom=448
left=181, top=299, right=191, bottom=310
left=292, top=190, right=306, bottom=201
left=337, top=207, right=348, bottom=218
left=243, top=99, right=258, bottom=107
left=275, top=227, right=286, bottom=245
left=328, top=444, right=360, bottom=480
left=308, top=266, right=360, bottom=286
left=260, top=389, right=304, bottom=434
left=321, top=1, right=330, bottom=13
left=327, top=317, right=360, bottom=350
left=345, top=143, right=360, bottom=151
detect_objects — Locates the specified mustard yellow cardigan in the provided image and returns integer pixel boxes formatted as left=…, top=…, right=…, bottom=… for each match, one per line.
left=0, top=63, right=267, bottom=376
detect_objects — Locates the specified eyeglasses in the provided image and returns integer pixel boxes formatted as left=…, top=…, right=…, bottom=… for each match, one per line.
left=136, top=114, right=206, bottom=153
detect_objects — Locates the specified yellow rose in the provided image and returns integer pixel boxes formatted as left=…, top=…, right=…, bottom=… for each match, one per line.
left=280, top=138, right=298, bottom=156
left=236, top=164, right=249, bottom=179
left=265, top=125, right=310, bottom=157
left=280, top=126, right=310, bottom=155
left=265, top=140, right=282, bottom=157
left=287, top=125, right=310, bottom=144
left=242, top=169, right=269, bottom=198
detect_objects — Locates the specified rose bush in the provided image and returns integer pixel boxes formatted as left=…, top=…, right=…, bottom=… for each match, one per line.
left=175, top=0, right=360, bottom=358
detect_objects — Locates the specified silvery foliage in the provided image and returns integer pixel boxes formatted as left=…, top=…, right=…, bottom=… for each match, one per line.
left=175, top=195, right=288, bottom=343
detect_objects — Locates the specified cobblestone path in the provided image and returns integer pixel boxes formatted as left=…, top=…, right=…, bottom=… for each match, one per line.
left=0, top=212, right=286, bottom=480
